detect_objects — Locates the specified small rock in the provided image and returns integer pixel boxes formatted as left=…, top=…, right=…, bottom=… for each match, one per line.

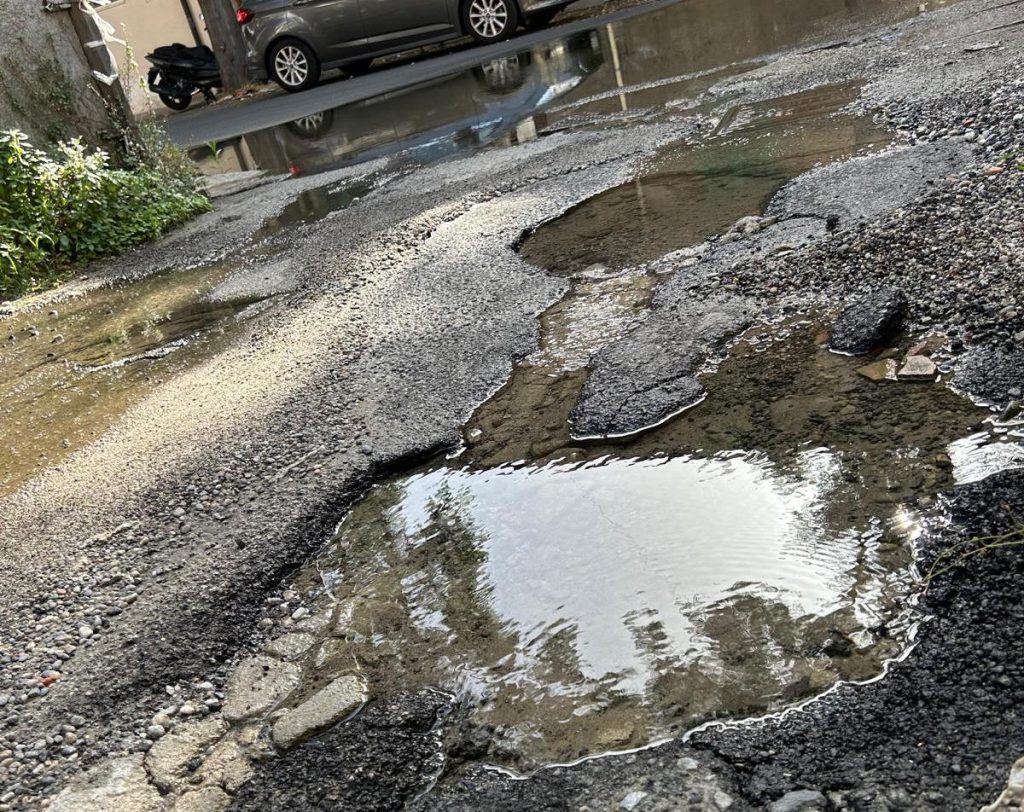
left=769, top=789, right=828, bottom=812
left=145, top=725, right=165, bottom=741
left=898, top=355, right=938, bottom=381
left=271, top=675, right=367, bottom=750
left=620, top=790, right=648, bottom=811
left=829, top=289, right=906, bottom=356
left=857, top=360, right=898, bottom=382
left=734, top=215, right=761, bottom=235
left=152, top=713, right=173, bottom=730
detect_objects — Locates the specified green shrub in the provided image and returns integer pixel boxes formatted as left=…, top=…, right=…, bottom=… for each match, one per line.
left=0, top=129, right=210, bottom=300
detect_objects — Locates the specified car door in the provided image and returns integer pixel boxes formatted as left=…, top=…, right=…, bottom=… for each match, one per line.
left=297, top=0, right=367, bottom=62
left=359, top=0, right=453, bottom=50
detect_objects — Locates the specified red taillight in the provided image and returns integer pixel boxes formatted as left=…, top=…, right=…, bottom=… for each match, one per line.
left=236, top=7, right=254, bottom=24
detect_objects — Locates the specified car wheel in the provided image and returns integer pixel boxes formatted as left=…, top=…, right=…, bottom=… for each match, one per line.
left=159, top=92, right=191, bottom=111
left=474, top=55, right=526, bottom=94
left=462, top=0, right=518, bottom=43
left=286, top=109, right=335, bottom=139
left=269, top=38, right=321, bottom=92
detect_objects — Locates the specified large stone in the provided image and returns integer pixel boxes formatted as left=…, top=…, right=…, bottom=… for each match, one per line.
left=570, top=296, right=753, bottom=438
left=145, top=717, right=228, bottom=792
left=222, top=655, right=302, bottom=722
left=271, top=675, right=367, bottom=750
left=828, top=289, right=906, bottom=356
left=50, top=755, right=162, bottom=812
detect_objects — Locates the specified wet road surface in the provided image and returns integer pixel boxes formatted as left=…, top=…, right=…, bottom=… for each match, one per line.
left=7, top=0, right=1024, bottom=810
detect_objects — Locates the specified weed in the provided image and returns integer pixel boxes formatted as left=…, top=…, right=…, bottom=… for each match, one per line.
left=924, top=521, right=1024, bottom=583
left=0, top=129, right=210, bottom=300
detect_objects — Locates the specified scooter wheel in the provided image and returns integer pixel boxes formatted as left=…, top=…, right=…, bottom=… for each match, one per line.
left=160, top=93, right=192, bottom=111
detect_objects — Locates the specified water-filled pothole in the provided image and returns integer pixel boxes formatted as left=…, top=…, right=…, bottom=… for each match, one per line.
left=252, top=179, right=377, bottom=242
left=281, top=320, right=992, bottom=770
left=521, top=82, right=890, bottom=275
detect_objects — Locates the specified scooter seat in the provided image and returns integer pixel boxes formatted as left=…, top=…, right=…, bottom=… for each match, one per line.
left=148, top=43, right=216, bottom=64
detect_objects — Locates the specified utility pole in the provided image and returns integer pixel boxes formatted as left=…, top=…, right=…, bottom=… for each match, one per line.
left=194, top=0, right=250, bottom=91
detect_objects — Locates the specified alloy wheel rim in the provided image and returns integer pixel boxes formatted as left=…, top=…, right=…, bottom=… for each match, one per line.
left=275, top=45, right=309, bottom=87
left=292, top=112, right=325, bottom=135
left=468, top=0, right=508, bottom=38
left=480, top=56, right=521, bottom=90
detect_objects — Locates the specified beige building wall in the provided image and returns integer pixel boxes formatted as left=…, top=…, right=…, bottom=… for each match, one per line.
left=100, top=0, right=212, bottom=113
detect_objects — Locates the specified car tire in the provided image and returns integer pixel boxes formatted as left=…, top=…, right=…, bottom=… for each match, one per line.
left=286, top=109, right=335, bottom=139
left=462, top=0, right=518, bottom=43
left=474, top=55, right=526, bottom=94
left=269, top=38, right=321, bottom=93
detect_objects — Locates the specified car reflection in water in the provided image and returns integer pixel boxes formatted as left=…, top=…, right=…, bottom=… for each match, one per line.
left=192, top=30, right=604, bottom=177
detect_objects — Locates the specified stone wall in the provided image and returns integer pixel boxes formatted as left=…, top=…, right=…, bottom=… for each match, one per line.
left=0, top=0, right=119, bottom=147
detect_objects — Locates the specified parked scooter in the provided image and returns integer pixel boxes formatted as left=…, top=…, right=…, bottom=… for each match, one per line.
left=146, top=43, right=221, bottom=111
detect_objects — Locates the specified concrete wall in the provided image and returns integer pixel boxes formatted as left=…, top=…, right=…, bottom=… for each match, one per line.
left=101, top=0, right=212, bottom=113
left=0, top=0, right=118, bottom=147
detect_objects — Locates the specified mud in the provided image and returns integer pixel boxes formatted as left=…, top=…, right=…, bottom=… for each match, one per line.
left=0, top=258, right=280, bottom=496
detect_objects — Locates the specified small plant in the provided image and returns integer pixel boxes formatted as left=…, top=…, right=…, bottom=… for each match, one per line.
left=924, top=522, right=1024, bottom=583
left=0, top=128, right=210, bottom=300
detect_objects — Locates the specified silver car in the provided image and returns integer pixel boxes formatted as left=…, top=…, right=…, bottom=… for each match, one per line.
left=237, top=0, right=572, bottom=92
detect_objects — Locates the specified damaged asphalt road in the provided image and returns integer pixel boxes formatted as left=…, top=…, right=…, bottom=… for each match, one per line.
left=4, top=0, right=1024, bottom=809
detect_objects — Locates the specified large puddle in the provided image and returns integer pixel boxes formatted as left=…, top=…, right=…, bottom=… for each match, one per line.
left=521, top=81, right=890, bottom=274
left=283, top=321, right=997, bottom=769
left=185, top=0, right=956, bottom=177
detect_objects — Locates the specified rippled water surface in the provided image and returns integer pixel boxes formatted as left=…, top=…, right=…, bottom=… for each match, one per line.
left=289, top=319, right=1001, bottom=768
